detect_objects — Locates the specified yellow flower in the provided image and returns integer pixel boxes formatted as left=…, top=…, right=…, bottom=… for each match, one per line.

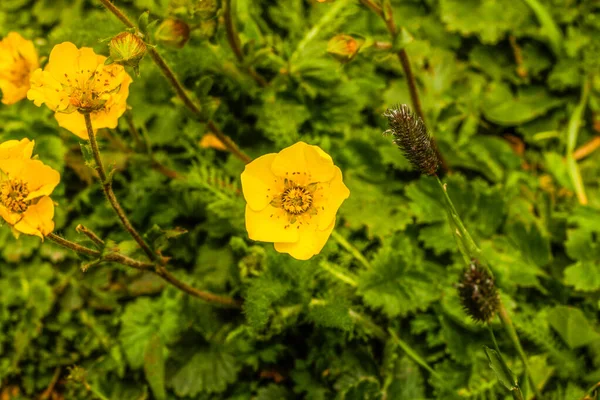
left=27, top=42, right=132, bottom=139
left=0, top=138, right=34, bottom=160
left=0, top=140, right=60, bottom=239
left=0, top=32, right=39, bottom=105
left=241, top=142, right=350, bottom=260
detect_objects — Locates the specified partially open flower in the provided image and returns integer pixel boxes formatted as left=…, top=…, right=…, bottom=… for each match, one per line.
left=0, top=139, right=60, bottom=239
left=107, top=32, right=147, bottom=74
left=241, top=142, right=350, bottom=260
left=155, top=19, right=191, bottom=49
left=327, top=34, right=364, bottom=63
left=27, top=42, right=132, bottom=139
left=0, top=32, right=39, bottom=105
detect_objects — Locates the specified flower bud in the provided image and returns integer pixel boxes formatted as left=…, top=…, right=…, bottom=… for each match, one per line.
left=327, top=34, right=363, bottom=63
left=155, top=18, right=191, bottom=49
left=107, top=32, right=147, bottom=74
left=383, top=104, right=440, bottom=175
left=457, top=262, right=499, bottom=323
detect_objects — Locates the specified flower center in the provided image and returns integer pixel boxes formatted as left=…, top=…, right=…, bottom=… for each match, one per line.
left=63, top=68, right=120, bottom=112
left=281, top=186, right=313, bottom=215
left=0, top=179, right=30, bottom=213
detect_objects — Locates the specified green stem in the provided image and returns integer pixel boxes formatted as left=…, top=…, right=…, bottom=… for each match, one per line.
left=388, top=328, right=442, bottom=380
left=521, top=0, right=563, bottom=55
left=331, top=230, right=371, bottom=269
left=84, top=113, right=158, bottom=263
left=318, top=261, right=358, bottom=287
left=487, top=325, right=525, bottom=400
left=566, top=77, right=591, bottom=205
left=434, top=175, right=486, bottom=271
left=433, top=175, right=543, bottom=397
left=498, top=302, right=544, bottom=400
left=348, top=309, right=387, bottom=340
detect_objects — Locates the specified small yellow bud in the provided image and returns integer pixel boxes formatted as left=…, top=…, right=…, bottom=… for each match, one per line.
left=155, top=18, right=191, bottom=49
left=107, top=32, right=147, bottom=74
left=327, top=34, right=364, bottom=63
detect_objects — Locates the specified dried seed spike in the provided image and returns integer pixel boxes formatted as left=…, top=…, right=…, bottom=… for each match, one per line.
left=457, top=261, right=499, bottom=323
left=382, top=104, right=440, bottom=175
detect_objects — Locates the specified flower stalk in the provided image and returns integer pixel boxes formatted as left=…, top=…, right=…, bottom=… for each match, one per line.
left=223, top=0, right=268, bottom=87
left=359, top=0, right=448, bottom=172
left=97, top=0, right=251, bottom=165
left=47, top=232, right=241, bottom=307
left=83, top=112, right=159, bottom=263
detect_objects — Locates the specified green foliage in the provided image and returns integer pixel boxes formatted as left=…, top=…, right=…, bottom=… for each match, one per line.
left=1, top=0, right=600, bottom=398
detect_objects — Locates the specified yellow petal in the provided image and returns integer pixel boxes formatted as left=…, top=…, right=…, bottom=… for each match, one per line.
left=27, top=69, right=69, bottom=110
left=199, top=133, right=227, bottom=151
left=45, top=42, right=80, bottom=83
left=0, top=159, right=60, bottom=199
left=271, top=141, right=335, bottom=182
left=241, top=153, right=277, bottom=211
left=245, top=204, right=299, bottom=243
left=0, top=204, right=21, bottom=225
left=0, top=138, right=34, bottom=160
left=274, top=218, right=336, bottom=260
left=317, top=166, right=350, bottom=230
left=13, top=196, right=55, bottom=239
left=55, top=111, right=89, bottom=139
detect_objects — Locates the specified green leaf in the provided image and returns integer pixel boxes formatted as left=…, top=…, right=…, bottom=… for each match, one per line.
left=169, top=346, right=239, bottom=396
left=564, top=261, right=600, bottom=292
left=357, top=235, right=441, bottom=318
left=243, top=276, right=290, bottom=331
left=439, top=0, right=532, bottom=44
left=341, top=174, right=412, bottom=238
left=547, top=306, right=600, bottom=349
left=119, top=295, right=183, bottom=368
left=481, top=83, right=564, bottom=126
left=143, top=334, right=166, bottom=400
left=483, top=346, right=517, bottom=391
left=79, top=142, right=96, bottom=169
left=385, top=357, right=426, bottom=400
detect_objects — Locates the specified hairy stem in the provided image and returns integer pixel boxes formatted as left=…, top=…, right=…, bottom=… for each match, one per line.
left=359, top=0, right=448, bottom=172
left=388, top=328, right=442, bottom=380
left=566, top=78, right=590, bottom=205
left=47, top=233, right=240, bottom=307
left=498, top=302, right=544, bottom=400
left=84, top=113, right=158, bottom=262
left=97, top=0, right=251, bottom=165
left=223, top=0, right=268, bottom=87
left=432, top=175, right=542, bottom=398
left=487, top=325, right=525, bottom=400
left=331, top=230, right=371, bottom=269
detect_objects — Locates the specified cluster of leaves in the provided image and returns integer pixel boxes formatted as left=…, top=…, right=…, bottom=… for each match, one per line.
left=1, top=0, right=600, bottom=399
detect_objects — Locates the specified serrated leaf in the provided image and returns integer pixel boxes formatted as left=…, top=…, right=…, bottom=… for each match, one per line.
left=119, top=295, right=182, bottom=368
left=169, top=346, right=239, bottom=396
left=357, top=235, right=441, bottom=318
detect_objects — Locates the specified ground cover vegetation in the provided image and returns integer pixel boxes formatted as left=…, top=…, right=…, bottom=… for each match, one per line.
left=0, top=0, right=600, bottom=399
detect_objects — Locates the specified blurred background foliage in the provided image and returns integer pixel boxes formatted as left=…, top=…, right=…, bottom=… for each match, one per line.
left=1, top=0, right=600, bottom=399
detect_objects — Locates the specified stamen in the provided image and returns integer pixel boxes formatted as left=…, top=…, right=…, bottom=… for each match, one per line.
left=0, top=179, right=31, bottom=213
